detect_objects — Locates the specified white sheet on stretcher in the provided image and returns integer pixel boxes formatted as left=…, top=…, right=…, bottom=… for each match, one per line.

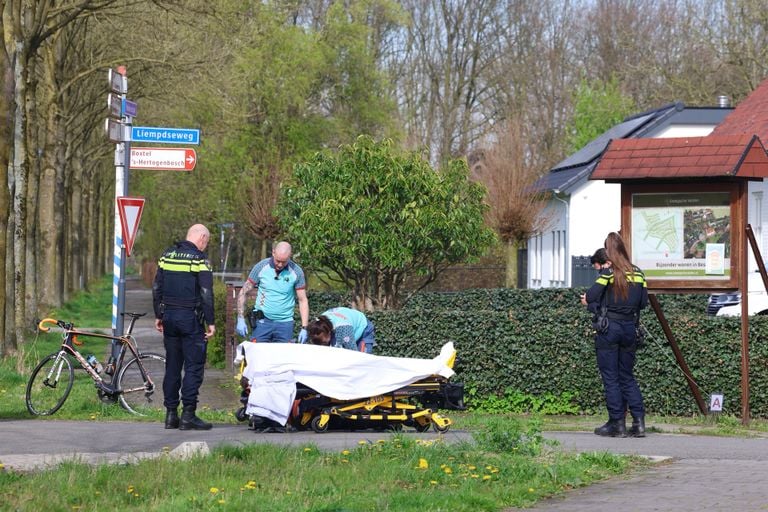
left=235, top=342, right=456, bottom=425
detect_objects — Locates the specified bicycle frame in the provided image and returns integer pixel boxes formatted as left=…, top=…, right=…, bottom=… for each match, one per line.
left=38, top=318, right=154, bottom=395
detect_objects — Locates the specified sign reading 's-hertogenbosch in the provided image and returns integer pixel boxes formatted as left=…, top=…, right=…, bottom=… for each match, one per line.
left=131, top=126, right=200, bottom=145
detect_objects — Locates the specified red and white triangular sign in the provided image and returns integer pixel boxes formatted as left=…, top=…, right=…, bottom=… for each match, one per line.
left=116, top=196, right=145, bottom=257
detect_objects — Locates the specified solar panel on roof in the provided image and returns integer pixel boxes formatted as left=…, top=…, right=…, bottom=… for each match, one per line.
left=553, top=113, right=655, bottom=170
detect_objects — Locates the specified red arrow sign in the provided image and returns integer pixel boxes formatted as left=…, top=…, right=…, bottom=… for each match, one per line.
left=130, top=147, right=197, bottom=171
left=116, top=197, right=145, bottom=257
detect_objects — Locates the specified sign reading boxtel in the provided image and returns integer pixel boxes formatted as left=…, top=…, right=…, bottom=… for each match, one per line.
left=129, top=147, right=197, bottom=171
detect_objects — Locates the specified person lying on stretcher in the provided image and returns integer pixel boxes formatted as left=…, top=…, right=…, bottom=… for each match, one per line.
left=306, top=307, right=375, bottom=353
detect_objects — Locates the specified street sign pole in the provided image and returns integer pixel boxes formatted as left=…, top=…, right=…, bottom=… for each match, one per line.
left=108, top=66, right=131, bottom=360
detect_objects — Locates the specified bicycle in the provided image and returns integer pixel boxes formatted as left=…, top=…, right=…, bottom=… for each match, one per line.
left=25, top=312, right=166, bottom=416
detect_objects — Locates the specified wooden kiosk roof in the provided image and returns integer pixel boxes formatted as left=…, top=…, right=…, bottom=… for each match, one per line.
left=591, top=134, right=768, bottom=181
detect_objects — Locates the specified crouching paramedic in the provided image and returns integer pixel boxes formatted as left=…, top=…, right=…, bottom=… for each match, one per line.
left=153, top=224, right=216, bottom=430
left=306, top=307, right=375, bottom=353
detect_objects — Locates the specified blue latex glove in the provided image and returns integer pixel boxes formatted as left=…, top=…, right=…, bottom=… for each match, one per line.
left=297, top=328, right=308, bottom=344
left=236, top=316, right=249, bottom=337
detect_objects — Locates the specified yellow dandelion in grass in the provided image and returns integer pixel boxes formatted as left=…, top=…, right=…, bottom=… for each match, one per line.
left=89, top=414, right=96, bottom=420
left=341, top=450, right=350, bottom=455
left=471, top=474, right=479, bottom=479
left=443, top=467, right=452, bottom=474
left=468, top=465, right=476, bottom=471
left=376, top=439, right=386, bottom=444
left=218, top=499, right=226, bottom=504
left=528, top=488, right=535, bottom=493
left=127, top=486, right=135, bottom=493
left=430, top=480, right=438, bottom=485
left=417, top=458, right=429, bottom=469
left=133, top=493, right=140, bottom=498
left=286, top=491, right=292, bottom=495
left=304, top=447, right=312, bottom=452
left=0, top=463, right=5, bottom=470
left=341, top=459, right=349, bottom=463
left=210, top=487, right=220, bottom=494
left=482, top=475, right=492, bottom=481
left=358, top=440, right=368, bottom=445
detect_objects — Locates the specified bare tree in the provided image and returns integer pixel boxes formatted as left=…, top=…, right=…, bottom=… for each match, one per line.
left=394, top=0, right=504, bottom=165
left=244, top=165, right=283, bottom=260
left=471, top=119, right=552, bottom=287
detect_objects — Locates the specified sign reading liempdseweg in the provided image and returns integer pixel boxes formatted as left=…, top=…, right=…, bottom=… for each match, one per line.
left=631, top=191, right=731, bottom=280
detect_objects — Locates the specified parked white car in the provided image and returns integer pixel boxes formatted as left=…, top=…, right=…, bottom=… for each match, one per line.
left=712, top=272, right=768, bottom=317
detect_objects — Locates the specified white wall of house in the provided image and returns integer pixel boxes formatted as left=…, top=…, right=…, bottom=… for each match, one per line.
left=528, top=181, right=621, bottom=289
left=568, top=180, right=622, bottom=257
left=655, top=125, right=715, bottom=138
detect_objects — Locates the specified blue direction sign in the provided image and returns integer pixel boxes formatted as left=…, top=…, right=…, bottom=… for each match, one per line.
left=131, top=126, right=200, bottom=145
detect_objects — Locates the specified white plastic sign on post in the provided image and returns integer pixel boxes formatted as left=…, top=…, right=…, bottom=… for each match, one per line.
left=116, top=197, right=145, bottom=257
left=710, top=393, right=724, bottom=412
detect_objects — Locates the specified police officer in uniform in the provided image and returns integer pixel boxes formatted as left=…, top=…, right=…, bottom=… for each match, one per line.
left=581, top=232, right=648, bottom=438
left=153, top=224, right=216, bottom=430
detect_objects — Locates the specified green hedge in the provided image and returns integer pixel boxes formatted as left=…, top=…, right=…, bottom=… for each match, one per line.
left=304, top=289, right=768, bottom=418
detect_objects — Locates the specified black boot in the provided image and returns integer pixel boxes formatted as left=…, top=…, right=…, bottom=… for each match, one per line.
left=628, top=416, right=646, bottom=438
left=594, top=419, right=627, bottom=437
left=165, top=408, right=179, bottom=429
left=179, top=405, right=212, bottom=431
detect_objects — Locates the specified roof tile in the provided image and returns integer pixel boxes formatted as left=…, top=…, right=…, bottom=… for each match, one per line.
left=592, top=136, right=768, bottom=180
left=712, top=79, right=768, bottom=140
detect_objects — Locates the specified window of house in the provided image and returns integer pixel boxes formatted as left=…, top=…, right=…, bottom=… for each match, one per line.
left=531, top=234, right=542, bottom=283
left=551, top=230, right=565, bottom=284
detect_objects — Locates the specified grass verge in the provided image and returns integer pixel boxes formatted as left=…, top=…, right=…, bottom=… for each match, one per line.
left=0, top=428, right=643, bottom=511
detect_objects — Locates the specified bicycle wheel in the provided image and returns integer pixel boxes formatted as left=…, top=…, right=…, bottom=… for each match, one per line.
left=26, top=351, right=75, bottom=416
left=116, top=352, right=166, bottom=415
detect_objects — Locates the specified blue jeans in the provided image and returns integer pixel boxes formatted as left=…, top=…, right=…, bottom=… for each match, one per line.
left=251, top=317, right=294, bottom=343
left=595, top=319, right=644, bottom=420
left=357, top=319, right=376, bottom=353
left=162, top=308, right=207, bottom=408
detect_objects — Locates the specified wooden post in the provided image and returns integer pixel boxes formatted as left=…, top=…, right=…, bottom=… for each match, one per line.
left=648, top=294, right=708, bottom=415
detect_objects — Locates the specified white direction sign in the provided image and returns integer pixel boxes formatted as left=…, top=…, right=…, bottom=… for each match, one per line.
left=129, top=147, right=197, bottom=171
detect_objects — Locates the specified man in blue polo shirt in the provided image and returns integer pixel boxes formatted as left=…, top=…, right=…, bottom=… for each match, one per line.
left=235, top=241, right=309, bottom=343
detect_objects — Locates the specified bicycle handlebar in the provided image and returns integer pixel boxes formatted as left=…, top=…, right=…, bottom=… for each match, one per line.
left=37, top=318, right=82, bottom=345
left=37, top=318, right=60, bottom=332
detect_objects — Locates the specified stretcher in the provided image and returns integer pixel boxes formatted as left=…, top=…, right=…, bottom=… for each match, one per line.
left=233, top=341, right=464, bottom=433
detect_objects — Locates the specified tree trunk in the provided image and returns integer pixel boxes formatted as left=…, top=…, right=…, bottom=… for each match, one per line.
left=24, top=61, right=39, bottom=323
left=11, top=43, right=32, bottom=347
left=0, top=39, right=11, bottom=355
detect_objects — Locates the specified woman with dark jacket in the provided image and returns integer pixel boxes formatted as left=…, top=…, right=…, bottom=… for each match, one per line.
left=581, top=232, right=649, bottom=438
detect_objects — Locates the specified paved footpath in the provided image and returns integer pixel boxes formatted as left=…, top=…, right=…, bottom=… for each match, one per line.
left=4, top=277, right=768, bottom=511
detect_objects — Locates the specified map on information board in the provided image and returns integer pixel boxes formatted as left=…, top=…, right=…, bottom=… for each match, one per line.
left=632, top=192, right=730, bottom=279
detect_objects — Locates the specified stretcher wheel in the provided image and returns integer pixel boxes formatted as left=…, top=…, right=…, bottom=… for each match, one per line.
left=432, top=422, right=450, bottom=433
left=311, top=416, right=329, bottom=433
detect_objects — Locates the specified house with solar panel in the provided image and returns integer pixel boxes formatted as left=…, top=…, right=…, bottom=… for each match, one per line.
left=527, top=96, right=755, bottom=289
